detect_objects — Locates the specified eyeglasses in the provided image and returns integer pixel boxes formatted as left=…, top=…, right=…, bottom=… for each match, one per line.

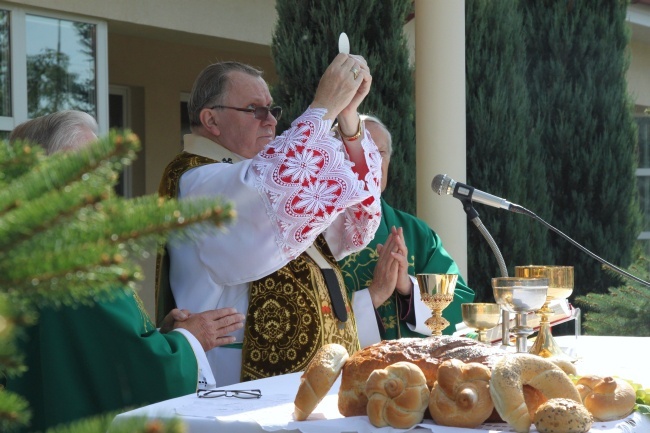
left=210, top=105, right=282, bottom=121
left=197, top=389, right=262, bottom=399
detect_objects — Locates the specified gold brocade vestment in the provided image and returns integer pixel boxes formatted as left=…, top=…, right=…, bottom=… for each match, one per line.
left=156, top=151, right=360, bottom=382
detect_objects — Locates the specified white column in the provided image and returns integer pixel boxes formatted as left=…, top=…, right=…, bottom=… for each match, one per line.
left=414, top=0, right=468, bottom=278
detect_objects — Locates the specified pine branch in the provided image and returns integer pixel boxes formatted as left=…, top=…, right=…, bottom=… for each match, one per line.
left=0, top=131, right=139, bottom=215
left=0, top=130, right=235, bottom=431
left=575, top=255, right=650, bottom=336
left=0, top=141, right=44, bottom=186
left=0, top=165, right=117, bottom=253
left=0, top=390, right=31, bottom=433
left=46, top=411, right=187, bottom=433
left=1, top=196, right=234, bottom=287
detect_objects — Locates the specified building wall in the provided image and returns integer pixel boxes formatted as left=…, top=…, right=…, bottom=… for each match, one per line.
left=4, top=0, right=277, bottom=46
left=629, top=39, right=650, bottom=108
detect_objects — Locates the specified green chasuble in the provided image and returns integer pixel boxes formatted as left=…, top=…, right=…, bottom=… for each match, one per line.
left=6, top=289, right=198, bottom=432
left=339, top=198, right=475, bottom=339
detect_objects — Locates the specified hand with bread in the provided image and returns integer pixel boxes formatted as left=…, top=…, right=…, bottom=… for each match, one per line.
left=293, top=343, right=349, bottom=421
left=365, top=361, right=429, bottom=429
left=429, top=359, right=494, bottom=428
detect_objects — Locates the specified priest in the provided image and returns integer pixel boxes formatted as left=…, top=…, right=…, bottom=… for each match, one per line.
left=338, top=115, right=475, bottom=340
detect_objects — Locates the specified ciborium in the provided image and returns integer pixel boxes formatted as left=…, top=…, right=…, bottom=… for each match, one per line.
left=417, top=273, right=458, bottom=336
left=515, top=265, right=574, bottom=358
left=461, top=303, right=501, bottom=344
left=492, top=277, right=548, bottom=353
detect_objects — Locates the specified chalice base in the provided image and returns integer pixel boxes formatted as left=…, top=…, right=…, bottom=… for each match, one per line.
left=529, top=320, right=570, bottom=359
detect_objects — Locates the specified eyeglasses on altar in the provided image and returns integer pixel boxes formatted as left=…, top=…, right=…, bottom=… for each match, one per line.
left=196, top=388, right=262, bottom=399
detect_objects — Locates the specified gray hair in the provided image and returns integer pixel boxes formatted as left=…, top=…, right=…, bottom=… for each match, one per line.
left=9, top=110, right=98, bottom=155
left=360, top=114, right=392, bottom=156
left=188, top=61, right=263, bottom=128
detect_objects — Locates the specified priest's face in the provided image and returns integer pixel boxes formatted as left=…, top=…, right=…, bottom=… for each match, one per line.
left=365, top=121, right=391, bottom=192
left=212, top=71, right=278, bottom=159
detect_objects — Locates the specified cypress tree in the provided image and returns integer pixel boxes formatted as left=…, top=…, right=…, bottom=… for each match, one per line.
left=520, top=0, right=642, bottom=302
left=271, top=0, right=416, bottom=213
left=465, top=0, right=552, bottom=301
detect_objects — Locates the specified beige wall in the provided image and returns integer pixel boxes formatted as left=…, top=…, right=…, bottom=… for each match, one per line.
left=5, top=0, right=277, bottom=46
left=629, top=39, right=650, bottom=108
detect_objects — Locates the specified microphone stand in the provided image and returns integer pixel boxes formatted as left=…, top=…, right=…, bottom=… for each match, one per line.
left=460, top=199, right=511, bottom=346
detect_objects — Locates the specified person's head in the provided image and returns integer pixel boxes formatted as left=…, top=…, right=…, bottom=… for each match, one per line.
left=188, top=61, right=280, bottom=159
left=361, top=114, right=392, bottom=192
left=9, top=110, right=98, bottom=155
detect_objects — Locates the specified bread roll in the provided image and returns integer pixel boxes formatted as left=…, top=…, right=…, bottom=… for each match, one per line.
left=293, top=343, right=348, bottom=421
left=490, top=353, right=581, bottom=433
left=338, top=336, right=506, bottom=417
left=576, top=375, right=636, bottom=421
left=428, top=359, right=493, bottom=428
left=365, top=361, right=429, bottom=429
left=533, top=398, right=593, bottom=433
left=549, top=357, right=577, bottom=376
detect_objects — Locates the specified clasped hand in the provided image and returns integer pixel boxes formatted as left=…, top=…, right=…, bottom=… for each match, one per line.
left=368, top=226, right=413, bottom=308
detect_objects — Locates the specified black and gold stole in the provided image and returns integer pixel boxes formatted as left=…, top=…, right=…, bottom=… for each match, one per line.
left=156, top=150, right=360, bottom=382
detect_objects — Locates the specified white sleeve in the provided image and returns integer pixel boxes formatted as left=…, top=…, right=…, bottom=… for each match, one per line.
left=351, top=288, right=382, bottom=348
left=406, top=276, right=433, bottom=336
left=171, top=328, right=216, bottom=388
left=179, top=108, right=381, bottom=286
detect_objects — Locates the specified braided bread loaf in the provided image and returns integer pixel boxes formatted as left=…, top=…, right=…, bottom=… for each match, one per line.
left=338, top=336, right=506, bottom=416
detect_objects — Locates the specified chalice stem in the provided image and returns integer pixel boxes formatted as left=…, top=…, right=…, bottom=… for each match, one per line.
left=529, top=316, right=567, bottom=358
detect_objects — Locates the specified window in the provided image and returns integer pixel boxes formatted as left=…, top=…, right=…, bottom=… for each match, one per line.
left=0, top=9, right=11, bottom=118
left=26, top=14, right=96, bottom=118
left=0, top=6, right=107, bottom=135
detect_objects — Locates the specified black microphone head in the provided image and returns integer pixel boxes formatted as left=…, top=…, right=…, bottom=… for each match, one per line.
left=431, top=174, right=450, bottom=196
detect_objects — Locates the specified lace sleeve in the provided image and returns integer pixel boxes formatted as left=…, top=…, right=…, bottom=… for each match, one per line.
left=252, top=108, right=380, bottom=259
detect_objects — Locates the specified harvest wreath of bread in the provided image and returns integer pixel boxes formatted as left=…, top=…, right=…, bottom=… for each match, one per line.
left=293, top=343, right=349, bottom=421
left=489, top=353, right=582, bottom=433
left=338, top=336, right=506, bottom=416
left=365, top=361, right=429, bottom=428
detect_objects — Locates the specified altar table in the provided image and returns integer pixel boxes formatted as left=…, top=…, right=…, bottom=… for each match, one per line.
left=109, top=336, right=650, bottom=433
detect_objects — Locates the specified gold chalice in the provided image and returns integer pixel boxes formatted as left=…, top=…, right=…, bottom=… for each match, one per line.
left=492, top=277, right=548, bottom=353
left=461, top=303, right=501, bottom=344
left=417, top=273, right=458, bottom=336
left=515, top=265, right=574, bottom=358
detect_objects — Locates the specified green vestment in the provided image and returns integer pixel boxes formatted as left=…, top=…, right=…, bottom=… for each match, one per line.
left=338, top=198, right=475, bottom=339
left=6, top=289, right=198, bottom=432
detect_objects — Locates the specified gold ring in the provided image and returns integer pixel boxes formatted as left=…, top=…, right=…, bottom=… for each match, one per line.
left=351, top=67, right=360, bottom=80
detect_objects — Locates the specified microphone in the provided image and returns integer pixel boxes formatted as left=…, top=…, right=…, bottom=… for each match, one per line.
left=431, top=174, right=515, bottom=211
left=431, top=173, right=650, bottom=288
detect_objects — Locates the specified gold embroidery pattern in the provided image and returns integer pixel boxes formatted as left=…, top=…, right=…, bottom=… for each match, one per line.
left=241, top=236, right=359, bottom=381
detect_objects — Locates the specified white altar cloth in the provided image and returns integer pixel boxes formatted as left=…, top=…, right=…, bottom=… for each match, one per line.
left=109, top=336, right=650, bottom=433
